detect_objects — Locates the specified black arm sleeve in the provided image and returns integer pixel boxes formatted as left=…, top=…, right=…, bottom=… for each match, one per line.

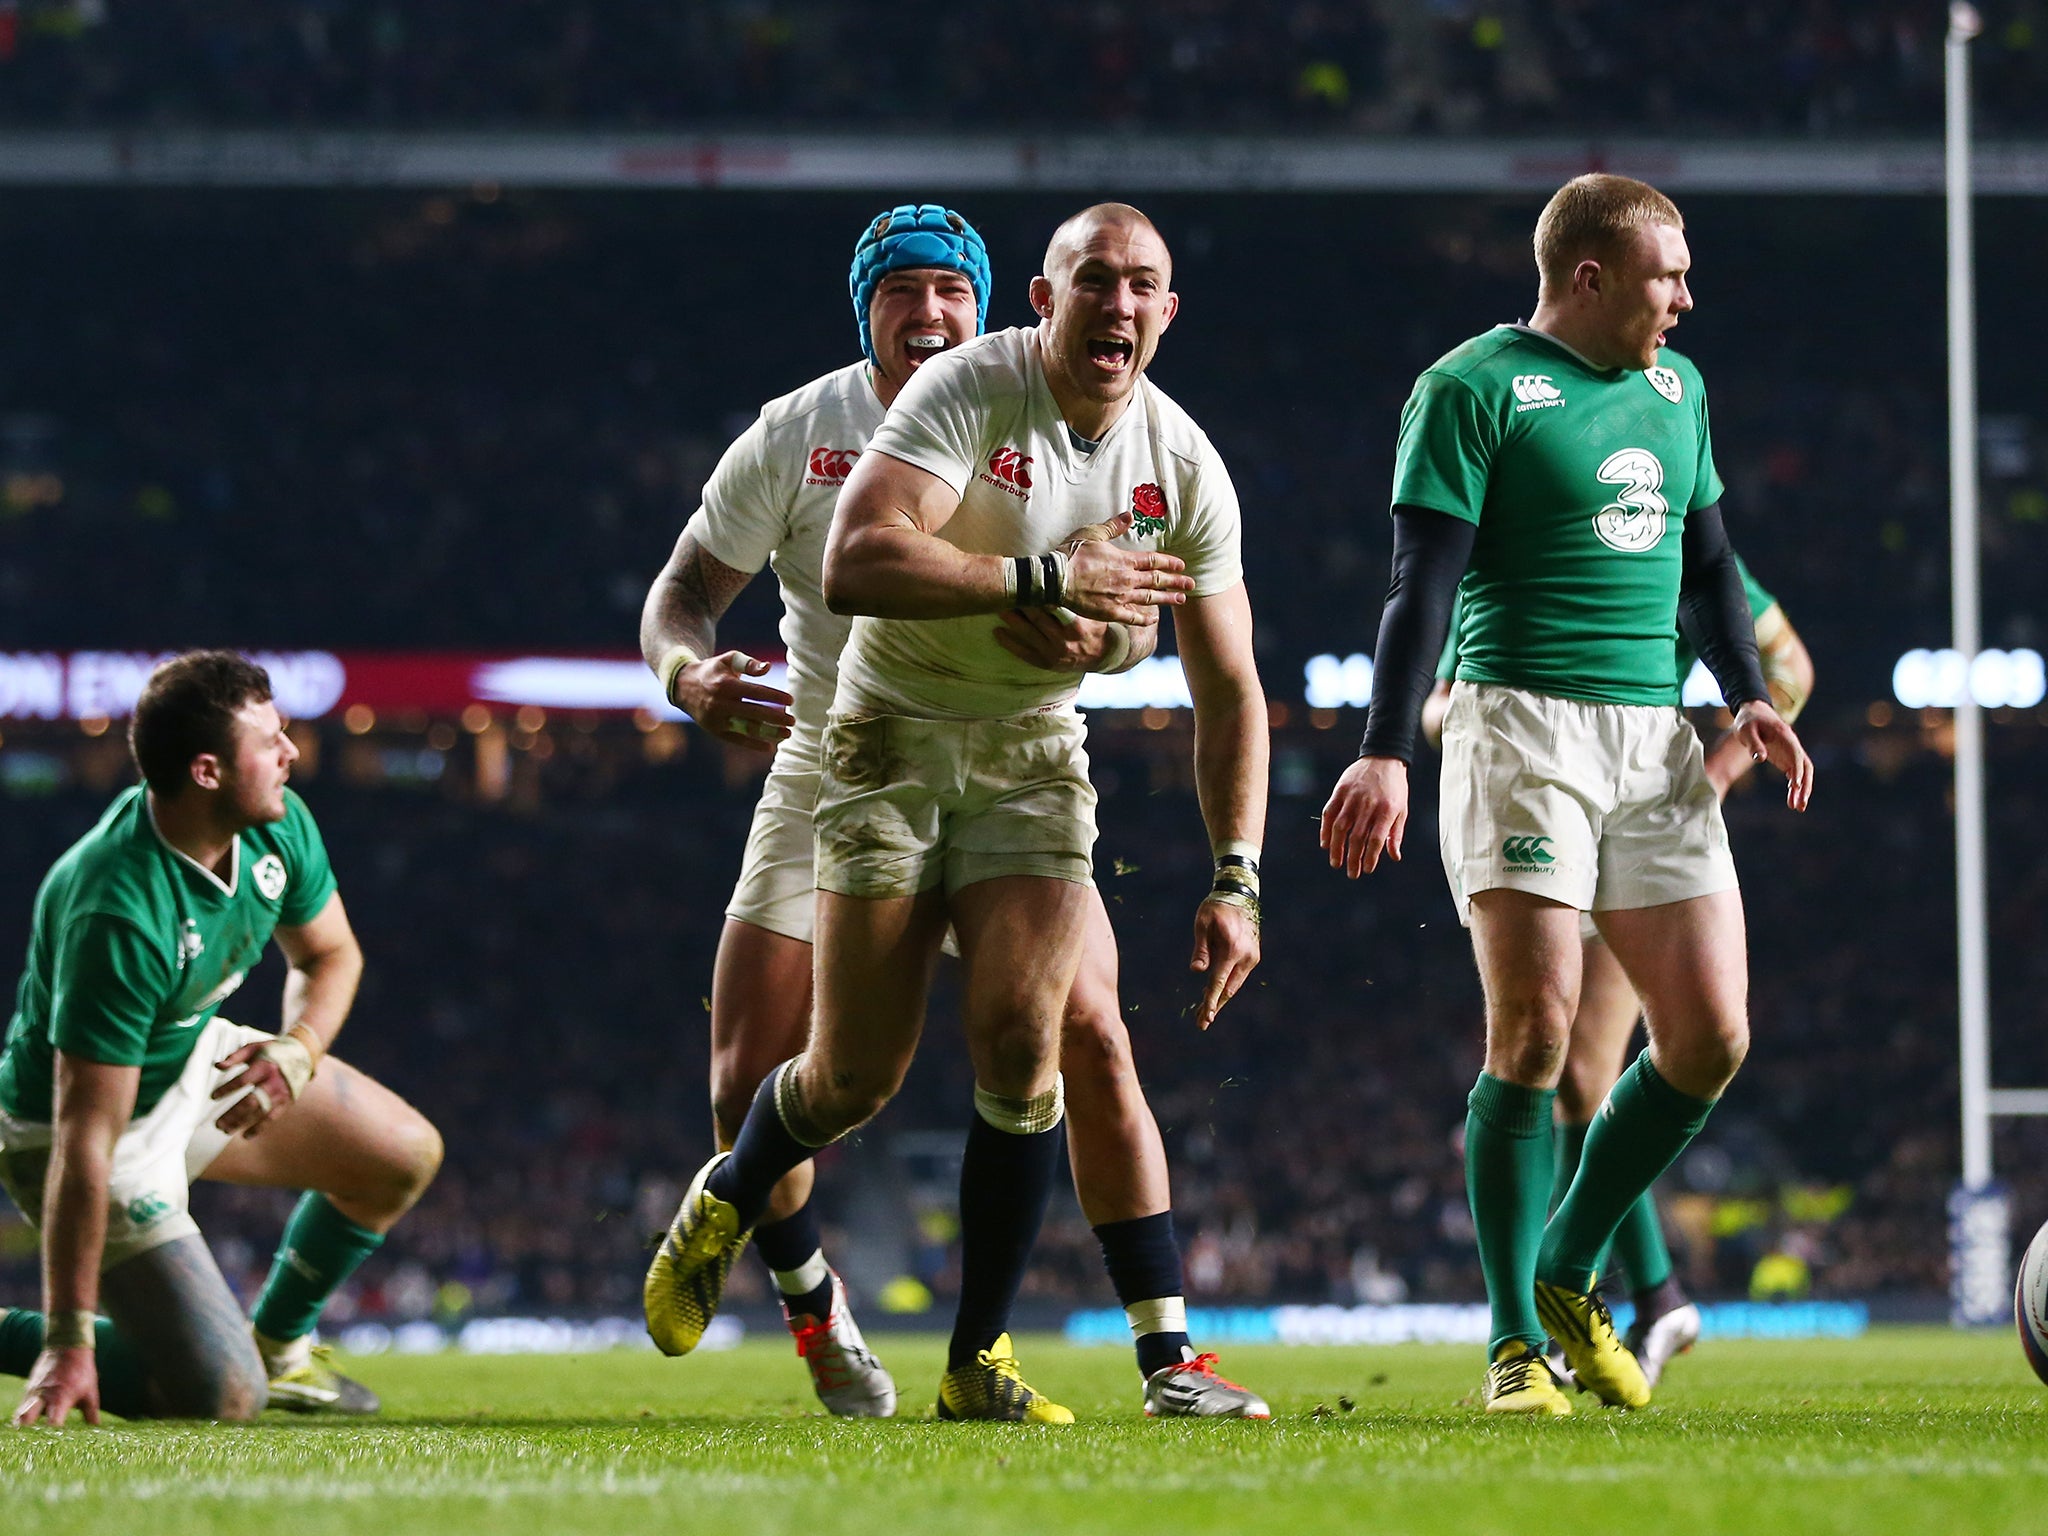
left=1678, top=500, right=1769, bottom=711
left=1358, top=505, right=1477, bottom=763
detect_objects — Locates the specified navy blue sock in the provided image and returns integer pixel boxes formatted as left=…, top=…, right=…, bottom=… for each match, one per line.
left=946, top=1111, right=1063, bottom=1372
left=754, top=1201, right=834, bottom=1320
left=707, top=1065, right=824, bottom=1231
left=1094, top=1212, right=1192, bottom=1378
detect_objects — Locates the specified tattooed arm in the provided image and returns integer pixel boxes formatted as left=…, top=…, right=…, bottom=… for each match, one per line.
left=640, top=528, right=796, bottom=754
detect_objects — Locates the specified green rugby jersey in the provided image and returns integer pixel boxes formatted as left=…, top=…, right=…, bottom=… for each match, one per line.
left=0, top=785, right=337, bottom=1124
left=1395, top=324, right=1725, bottom=705
left=1437, top=553, right=1776, bottom=688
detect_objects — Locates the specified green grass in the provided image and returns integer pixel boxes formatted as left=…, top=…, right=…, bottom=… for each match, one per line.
left=2, top=1328, right=2043, bottom=1535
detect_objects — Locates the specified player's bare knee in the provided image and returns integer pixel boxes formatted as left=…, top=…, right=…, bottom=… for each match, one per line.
left=159, top=1356, right=268, bottom=1421
left=1486, top=994, right=1572, bottom=1084
left=1059, top=1004, right=1132, bottom=1086
left=1556, top=1052, right=1609, bottom=1120
left=978, top=1014, right=1058, bottom=1100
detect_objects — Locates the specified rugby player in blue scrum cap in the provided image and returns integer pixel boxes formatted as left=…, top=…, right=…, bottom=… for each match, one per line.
left=640, top=203, right=1269, bottom=1418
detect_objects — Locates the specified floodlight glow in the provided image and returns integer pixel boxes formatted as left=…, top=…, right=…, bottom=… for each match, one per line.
left=1304, top=653, right=1374, bottom=709
left=1891, top=648, right=2044, bottom=709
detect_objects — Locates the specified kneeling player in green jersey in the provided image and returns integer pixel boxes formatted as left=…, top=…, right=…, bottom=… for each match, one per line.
left=0, top=652, right=443, bottom=1425
left=1322, top=174, right=1814, bottom=1414
left=1424, top=564, right=1815, bottom=1391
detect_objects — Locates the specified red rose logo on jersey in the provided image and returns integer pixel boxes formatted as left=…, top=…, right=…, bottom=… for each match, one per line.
left=1130, top=482, right=1168, bottom=536
left=979, top=447, right=1033, bottom=498
left=806, top=447, right=859, bottom=486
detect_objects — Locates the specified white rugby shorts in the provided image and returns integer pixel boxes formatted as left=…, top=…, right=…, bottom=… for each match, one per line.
left=0, top=1016, right=271, bottom=1270
left=1438, top=681, right=1737, bottom=925
left=814, top=709, right=1097, bottom=899
left=726, top=764, right=822, bottom=943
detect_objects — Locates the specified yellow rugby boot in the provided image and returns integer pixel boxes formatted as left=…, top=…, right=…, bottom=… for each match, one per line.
left=259, top=1336, right=380, bottom=1415
left=935, top=1333, right=1075, bottom=1424
left=1481, top=1340, right=1572, bottom=1415
left=643, top=1152, right=752, bottom=1356
left=1534, top=1280, right=1651, bottom=1408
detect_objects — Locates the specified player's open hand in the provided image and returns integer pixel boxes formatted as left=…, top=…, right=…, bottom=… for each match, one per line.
left=1189, top=898, right=1259, bottom=1030
left=13, top=1347, right=99, bottom=1428
left=1059, top=512, right=1192, bottom=624
left=1732, top=699, right=1814, bottom=812
left=211, top=1038, right=304, bottom=1137
left=993, top=606, right=1154, bottom=673
left=673, top=651, right=795, bottom=754
left=1320, top=755, right=1409, bottom=877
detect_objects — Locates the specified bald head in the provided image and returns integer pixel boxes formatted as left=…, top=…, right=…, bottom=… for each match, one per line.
left=1042, top=203, right=1172, bottom=287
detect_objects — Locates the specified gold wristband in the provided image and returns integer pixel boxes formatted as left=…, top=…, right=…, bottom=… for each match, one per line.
left=656, top=643, right=701, bottom=708
left=44, top=1310, right=96, bottom=1350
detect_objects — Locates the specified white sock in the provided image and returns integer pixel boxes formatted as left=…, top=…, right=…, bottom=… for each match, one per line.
left=774, top=1249, right=831, bottom=1298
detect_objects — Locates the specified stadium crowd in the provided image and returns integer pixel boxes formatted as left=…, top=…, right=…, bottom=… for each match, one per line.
left=4, top=191, right=2046, bottom=705
left=4, top=1, right=2048, bottom=137
left=0, top=188, right=2044, bottom=1322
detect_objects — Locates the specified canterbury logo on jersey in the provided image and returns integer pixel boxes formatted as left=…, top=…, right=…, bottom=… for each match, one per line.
left=1501, top=835, right=1555, bottom=869
left=979, top=447, right=1033, bottom=498
left=1511, top=374, right=1565, bottom=412
left=805, top=447, right=859, bottom=486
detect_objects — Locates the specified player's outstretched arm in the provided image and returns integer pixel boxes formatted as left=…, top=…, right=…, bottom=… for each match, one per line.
left=641, top=528, right=794, bottom=754
left=211, top=892, right=360, bottom=1139
left=826, top=454, right=1190, bottom=622
left=1175, top=582, right=1267, bottom=1029
left=15, top=1054, right=138, bottom=1428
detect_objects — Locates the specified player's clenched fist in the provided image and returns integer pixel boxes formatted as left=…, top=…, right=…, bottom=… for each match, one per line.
left=671, top=651, right=796, bottom=754
left=1320, top=755, right=1409, bottom=878
left=1057, top=510, right=1192, bottom=625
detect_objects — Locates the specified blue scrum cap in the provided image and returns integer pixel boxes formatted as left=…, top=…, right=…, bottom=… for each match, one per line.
left=849, top=204, right=992, bottom=364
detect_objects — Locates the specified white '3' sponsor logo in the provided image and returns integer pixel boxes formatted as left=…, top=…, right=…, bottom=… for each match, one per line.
left=1592, top=448, right=1670, bottom=553
left=1511, top=374, right=1564, bottom=412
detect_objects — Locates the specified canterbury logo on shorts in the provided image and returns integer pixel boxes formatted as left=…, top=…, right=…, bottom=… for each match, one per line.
left=1501, top=835, right=1555, bottom=870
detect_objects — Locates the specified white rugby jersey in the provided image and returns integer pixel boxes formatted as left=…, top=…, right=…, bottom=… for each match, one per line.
left=683, top=361, right=883, bottom=764
left=835, top=326, right=1244, bottom=720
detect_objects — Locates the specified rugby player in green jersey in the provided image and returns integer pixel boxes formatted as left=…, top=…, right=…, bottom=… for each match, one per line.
left=1424, top=560, right=1815, bottom=1391
left=0, top=653, right=442, bottom=1425
left=1321, top=174, right=1813, bottom=1414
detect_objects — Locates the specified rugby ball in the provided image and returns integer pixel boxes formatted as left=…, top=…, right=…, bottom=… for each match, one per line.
left=2016, top=1218, right=2048, bottom=1383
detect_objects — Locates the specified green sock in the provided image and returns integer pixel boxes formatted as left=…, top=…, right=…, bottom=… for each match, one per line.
left=1550, top=1119, right=1588, bottom=1214
left=1551, top=1118, right=1624, bottom=1280
left=1610, top=1190, right=1675, bottom=1294
left=0, top=1307, right=152, bottom=1417
left=1539, top=1052, right=1712, bottom=1293
left=1466, top=1073, right=1557, bottom=1359
left=250, top=1193, right=384, bottom=1343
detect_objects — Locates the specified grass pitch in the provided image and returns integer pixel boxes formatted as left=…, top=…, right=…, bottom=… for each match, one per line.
left=2, top=1328, right=2042, bottom=1535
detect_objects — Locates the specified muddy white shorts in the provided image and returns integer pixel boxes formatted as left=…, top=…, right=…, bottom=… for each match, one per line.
left=815, top=709, right=1097, bottom=899
left=0, top=1016, right=268, bottom=1270
left=1438, top=682, right=1737, bottom=925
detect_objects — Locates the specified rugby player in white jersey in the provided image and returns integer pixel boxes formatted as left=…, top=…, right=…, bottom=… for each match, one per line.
left=640, top=205, right=1267, bottom=1418
left=644, top=203, right=1269, bottom=1422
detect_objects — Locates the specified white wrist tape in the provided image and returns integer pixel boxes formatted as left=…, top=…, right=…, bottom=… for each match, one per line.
left=656, top=643, right=701, bottom=707
left=1207, top=840, right=1263, bottom=930
left=256, top=1034, right=317, bottom=1103
left=1095, top=623, right=1134, bottom=674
